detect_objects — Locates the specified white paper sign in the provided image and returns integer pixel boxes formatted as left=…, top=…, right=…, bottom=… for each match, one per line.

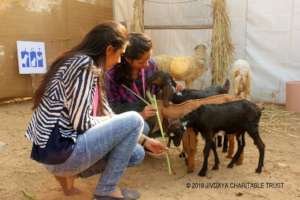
left=17, top=41, right=47, bottom=74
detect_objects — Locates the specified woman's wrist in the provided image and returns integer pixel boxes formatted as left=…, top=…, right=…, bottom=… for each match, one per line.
left=139, top=135, right=148, bottom=146
left=141, top=137, right=147, bottom=146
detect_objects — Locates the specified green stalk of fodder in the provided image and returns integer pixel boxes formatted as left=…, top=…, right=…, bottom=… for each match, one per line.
left=211, top=0, right=234, bottom=85
left=146, top=91, right=173, bottom=175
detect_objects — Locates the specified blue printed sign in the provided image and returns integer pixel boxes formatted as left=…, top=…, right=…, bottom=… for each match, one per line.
left=17, top=41, right=47, bottom=74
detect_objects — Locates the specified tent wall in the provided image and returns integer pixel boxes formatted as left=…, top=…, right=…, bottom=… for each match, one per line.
left=0, top=0, right=113, bottom=101
left=113, top=0, right=300, bottom=103
left=247, top=0, right=300, bottom=103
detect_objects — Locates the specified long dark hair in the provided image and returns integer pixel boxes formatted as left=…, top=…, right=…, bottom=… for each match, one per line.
left=33, top=21, right=127, bottom=109
left=113, top=32, right=152, bottom=86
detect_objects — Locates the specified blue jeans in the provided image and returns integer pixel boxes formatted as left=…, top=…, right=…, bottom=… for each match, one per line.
left=45, top=111, right=145, bottom=196
left=78, top=119, right=150, bottom=178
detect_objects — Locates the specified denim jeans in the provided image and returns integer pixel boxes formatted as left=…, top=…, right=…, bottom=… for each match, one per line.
left=45, top=111, right=145, bottom=196
left=78, top=119, right=150, bottom=178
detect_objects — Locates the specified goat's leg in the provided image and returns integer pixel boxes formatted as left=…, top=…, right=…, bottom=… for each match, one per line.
left=222, top=134, right=228, bottom=153
left=247, top=127, right=265, bottom=173
left=182, top=128, right=197, bottom=173
left=236, top=133, right=245, bottom=165
left=182, top=130, right=189, bottom=166
left=187, top=128, right=197, bottom=173
left=187, top=151, right=196, bottom=173
left=211, top=140, right=220, bottom=170
left=226, top=134, right=235, bottom=158
left=198, top=133, right=213, bottom=177
left=217, top=135, right=222, bottom=147
left=227, top=131, right=245, bottom=168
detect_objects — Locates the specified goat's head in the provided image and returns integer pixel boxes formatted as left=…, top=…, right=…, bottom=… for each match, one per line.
left=147, top=71, right=177, bottom=106
left=166, top=119, right=185, bottom=147
left=194, top=43, right=207, bottom=56
left=232, top=67, right=251, bottom=98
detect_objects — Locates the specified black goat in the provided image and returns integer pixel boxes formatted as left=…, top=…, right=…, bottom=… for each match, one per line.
left=165, top=119, right=185, bottom=147
left=147, top=71, right=177, bottom=106
left=172, top=80, right=230, bottom=104
left=181, top=100, right=265, bottom=177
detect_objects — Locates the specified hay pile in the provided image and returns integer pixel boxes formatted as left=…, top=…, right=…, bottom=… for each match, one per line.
left=211, top=0, right=234, bottom=85
left=132, top=0, right=144, bottom=32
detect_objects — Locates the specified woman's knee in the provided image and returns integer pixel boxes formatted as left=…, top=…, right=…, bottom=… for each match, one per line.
left=128, top=144, right=145, bottom=167
left=123, top=111, right=144, bottom=133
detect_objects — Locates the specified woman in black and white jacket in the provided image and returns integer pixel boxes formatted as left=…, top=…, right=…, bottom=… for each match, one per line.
left=26, top=21, right=166, bottom=200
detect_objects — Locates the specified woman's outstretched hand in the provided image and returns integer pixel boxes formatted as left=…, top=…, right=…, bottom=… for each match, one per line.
left=143, top=137, right=167, bottom=155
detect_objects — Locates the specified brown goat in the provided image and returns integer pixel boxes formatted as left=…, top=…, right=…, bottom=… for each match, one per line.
left=159, top=94, right=241, bottom=119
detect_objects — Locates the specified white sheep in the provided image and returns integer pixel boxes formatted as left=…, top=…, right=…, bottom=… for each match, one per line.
left=230, top=59, right=252, bottom=100
left=153, top=44, right=207, bottom=88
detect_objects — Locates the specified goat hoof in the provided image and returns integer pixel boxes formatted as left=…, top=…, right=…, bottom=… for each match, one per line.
left=256, top=168, right=262, bottom=174
left=236, top=160, right=243, bottom=165
left=212, top=165, right=219, bottom=170
left=63, top=187, right=81, bottom=196
left=227, top=163, right=234, bottom=168
left=198, top=170, right=207, bottom=177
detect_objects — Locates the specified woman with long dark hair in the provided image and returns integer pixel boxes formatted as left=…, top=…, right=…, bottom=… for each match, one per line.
left=105, top=33, right=161, bottom=138
left=26, top=22, right=165, bottom=200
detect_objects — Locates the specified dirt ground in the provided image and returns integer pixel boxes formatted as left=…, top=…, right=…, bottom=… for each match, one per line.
left=0, top=101, right=300, bottom=200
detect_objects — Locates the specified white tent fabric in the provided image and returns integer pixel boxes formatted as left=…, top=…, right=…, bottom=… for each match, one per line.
left=114, top=0, right=212, bottom=56
left=247, top=0, right=300, bottom=103
left=113, top=0, right=300, bottom=103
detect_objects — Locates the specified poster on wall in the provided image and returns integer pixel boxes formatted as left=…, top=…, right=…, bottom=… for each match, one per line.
left=16, top=41, right=47, bottom=74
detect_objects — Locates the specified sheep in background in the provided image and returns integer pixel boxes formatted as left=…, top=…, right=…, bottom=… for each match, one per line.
left=230, top=59, right=252, bottom=100
left=153, top=44, right=207, bottom=88
left=226, top=59, right=252, bottom=164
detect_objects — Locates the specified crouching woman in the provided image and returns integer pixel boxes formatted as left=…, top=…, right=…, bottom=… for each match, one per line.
left=25, top=22, right=166, bottom=200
